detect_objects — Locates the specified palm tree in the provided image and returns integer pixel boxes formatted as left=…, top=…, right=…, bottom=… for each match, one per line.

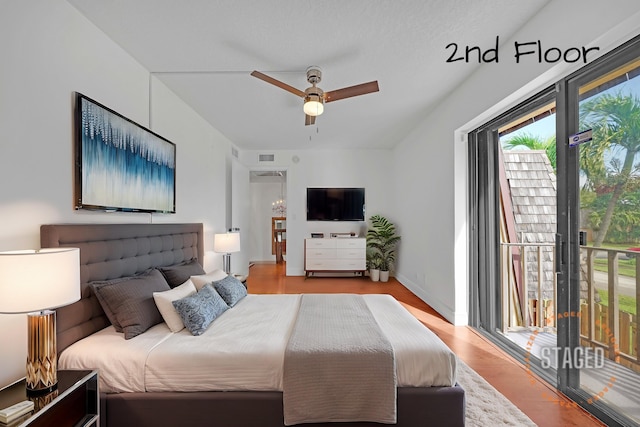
left=502, top=132, right=557, bottom=171
left=580, top=92, right=640, bottom=247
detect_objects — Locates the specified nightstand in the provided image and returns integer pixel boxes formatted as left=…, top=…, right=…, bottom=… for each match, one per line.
left=0, top=370, right=98, bottom=427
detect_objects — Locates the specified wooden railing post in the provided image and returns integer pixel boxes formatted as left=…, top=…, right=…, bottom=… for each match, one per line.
left=537, top=245, right=543, bottom=328
left=521, top=244, right=528, bottom=327
left=586, top=248, right=595, bottom=344
left=607, top=252, right=620, bottom=362
left=552, top=245, right=557, bottom=329
left=635, top=253, right=640, bottom=360
left=501, top=244, right=509, bottom=333
left=508, top=244, right=515, bottom=328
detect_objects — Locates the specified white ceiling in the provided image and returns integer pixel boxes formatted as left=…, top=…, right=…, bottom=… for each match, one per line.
left=67, top=0, right=550, bottom=150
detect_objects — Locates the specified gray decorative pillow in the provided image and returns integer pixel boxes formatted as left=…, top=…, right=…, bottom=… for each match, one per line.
left=172, top=284, right=229, bottom=335
left=90, top=275, right=136, bottom=332
left=158, top=259, right=206, bottom=288
left=90, top=269, right=171, bottom=339
left=212, top=275, right=247, bottom=307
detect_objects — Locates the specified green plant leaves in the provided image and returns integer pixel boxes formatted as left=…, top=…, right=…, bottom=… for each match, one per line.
left=366, top=214, right=401, bottom=272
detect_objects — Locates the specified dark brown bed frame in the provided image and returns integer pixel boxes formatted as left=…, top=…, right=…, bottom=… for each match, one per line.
left=41, top=223, right=465, bottom=427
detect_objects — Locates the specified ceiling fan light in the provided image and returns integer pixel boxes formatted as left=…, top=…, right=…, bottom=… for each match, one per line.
left=304, top=95, right=324, bottom=116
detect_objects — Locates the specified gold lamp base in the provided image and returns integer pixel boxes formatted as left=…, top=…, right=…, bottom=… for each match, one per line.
left=26, top=310, right=57, bottom=396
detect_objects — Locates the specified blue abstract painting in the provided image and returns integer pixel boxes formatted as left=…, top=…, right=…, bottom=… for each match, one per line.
left=77, top=95, right=176, bottom=213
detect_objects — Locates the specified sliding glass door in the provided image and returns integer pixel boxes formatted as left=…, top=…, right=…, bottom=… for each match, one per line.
left=469, top=87, right=559, bottom=385
left=470, top=34, right=640, bottom=426
left=557, top=38, right=640, bottom=426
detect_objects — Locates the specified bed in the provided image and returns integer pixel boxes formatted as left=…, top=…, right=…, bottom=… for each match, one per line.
left=41, top=223, right=465, bottom=427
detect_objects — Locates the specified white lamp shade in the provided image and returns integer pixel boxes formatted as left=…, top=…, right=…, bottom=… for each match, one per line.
left=214, top=233, right=241, bottom=253
left=0, top=248, right=81, bottom=314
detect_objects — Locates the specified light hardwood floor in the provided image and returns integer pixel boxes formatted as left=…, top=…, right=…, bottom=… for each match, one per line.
left=246, top=262, right=606, bottom=427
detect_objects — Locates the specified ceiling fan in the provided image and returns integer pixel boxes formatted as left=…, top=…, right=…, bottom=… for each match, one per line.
left=250, top=66, right=379, bottom=126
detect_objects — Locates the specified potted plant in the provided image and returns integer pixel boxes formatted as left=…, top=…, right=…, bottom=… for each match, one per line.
left=366, top=215, right=401, bottom=282
left=366, top=248, right=382, bottom=282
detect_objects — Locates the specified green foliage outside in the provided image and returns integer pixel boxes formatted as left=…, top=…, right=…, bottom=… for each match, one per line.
left=579, top=92, right=640, bottom=247
left=501, top=91, right=640, bottom=318
left=596, top=289, right=637, bottom=315
left=502, top=132, right=557, bottom=172
left=502, top=92, right=640, bottom=248
left=592, top=256, right=637, bottom=277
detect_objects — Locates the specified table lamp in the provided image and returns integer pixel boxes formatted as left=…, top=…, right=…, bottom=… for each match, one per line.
left=0, top=248, right=80, bottom=395
left=214, top=232, right=240, bottom=274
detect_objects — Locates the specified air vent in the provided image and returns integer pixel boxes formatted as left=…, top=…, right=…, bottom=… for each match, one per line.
left=231, top=147, right=239, bottom=158
left=259, top=154, right=275, bottom=162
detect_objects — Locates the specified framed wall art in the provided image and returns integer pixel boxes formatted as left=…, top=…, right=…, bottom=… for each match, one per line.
left=74, top=93, right=176, bottom=213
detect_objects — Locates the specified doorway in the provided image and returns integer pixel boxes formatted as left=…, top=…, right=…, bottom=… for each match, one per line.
left=468, top=85, right=558, bottom=376
left=248, top=170, right=287, bottom=272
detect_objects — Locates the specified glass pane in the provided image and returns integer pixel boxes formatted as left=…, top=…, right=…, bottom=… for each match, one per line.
left=498, top=102, right=558, bottom=365
left=577, top=58, right=640, bottom=424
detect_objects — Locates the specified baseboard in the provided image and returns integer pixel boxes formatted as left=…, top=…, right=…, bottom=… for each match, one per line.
left=396, top=274, right=468, bottom=326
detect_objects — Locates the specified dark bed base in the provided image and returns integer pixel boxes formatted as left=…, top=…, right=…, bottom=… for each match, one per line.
left=101, top=386, right=465, bottom=427
left=40, top=223, right=465, bottom=427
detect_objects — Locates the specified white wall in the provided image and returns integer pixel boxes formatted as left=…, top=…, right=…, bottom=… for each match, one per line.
left=231, top=157, right=251, bottom=276
left=0, top=0, right=231, bottom=387
left=240, top=149, right=395, bottom=276
left=393, top=0, right=640, bottom=325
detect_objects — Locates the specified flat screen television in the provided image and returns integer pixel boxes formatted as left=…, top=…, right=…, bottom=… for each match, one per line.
left=306, top=187, right=365, bottom=221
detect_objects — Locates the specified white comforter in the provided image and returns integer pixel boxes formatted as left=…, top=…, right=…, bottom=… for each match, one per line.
left=59, top=294, right=457, bottom=393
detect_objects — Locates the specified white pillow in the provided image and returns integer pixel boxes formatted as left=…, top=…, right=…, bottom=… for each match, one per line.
left=153, top=279, right=197, bottom=332
left=190, top=269, right=228, bottom=291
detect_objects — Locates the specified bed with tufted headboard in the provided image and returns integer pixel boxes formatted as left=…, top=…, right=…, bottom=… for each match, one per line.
left=40, top=223, right=204, bottom=355
left=40, top=223, right=465, bottom=427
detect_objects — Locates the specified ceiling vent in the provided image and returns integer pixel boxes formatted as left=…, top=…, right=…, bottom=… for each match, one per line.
left=259, top=154, right=275, bottom=162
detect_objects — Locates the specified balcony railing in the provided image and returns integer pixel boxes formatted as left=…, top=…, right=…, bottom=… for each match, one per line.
left=500, top=242, right=557, bottom=331
left=500, top=242, right=639, bottom=373
left=580, top=247, right=639, bottom=373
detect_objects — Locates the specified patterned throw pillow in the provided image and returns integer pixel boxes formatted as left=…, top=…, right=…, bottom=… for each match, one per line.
left=172, top=284, right=229, bottom=335
left=212, top=275, right=247, bottom=307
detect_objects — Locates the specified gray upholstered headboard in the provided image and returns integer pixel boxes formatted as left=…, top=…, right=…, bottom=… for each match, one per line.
left=40, top=223, right=204, bottom=355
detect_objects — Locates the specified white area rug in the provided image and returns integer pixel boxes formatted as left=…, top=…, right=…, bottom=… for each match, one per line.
left=457, top=360, right=538, bottom=426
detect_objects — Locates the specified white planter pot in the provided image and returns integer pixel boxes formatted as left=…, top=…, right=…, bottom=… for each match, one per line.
left=380, top=270, right=390, bottom=282
left=370, top=269, right=380, bottom=282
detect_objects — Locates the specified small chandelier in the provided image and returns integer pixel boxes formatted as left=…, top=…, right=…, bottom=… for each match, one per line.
left=272, top=199, right=286, bottom=216
left=272, top=171, right=286, bottom=216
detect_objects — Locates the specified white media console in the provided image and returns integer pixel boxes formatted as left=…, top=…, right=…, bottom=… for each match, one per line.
left=304, top=237, right=366, bottom=277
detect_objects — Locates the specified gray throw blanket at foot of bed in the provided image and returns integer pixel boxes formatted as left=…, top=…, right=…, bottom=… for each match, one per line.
left=283, top=294, right=397, bottom=425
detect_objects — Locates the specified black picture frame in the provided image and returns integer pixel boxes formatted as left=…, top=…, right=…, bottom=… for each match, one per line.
left=74, top=93, right=176, bottom=213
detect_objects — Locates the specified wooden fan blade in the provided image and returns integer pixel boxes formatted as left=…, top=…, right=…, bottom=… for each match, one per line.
left=324, top=81, right=379, bottom=103
left=251, top=71, right=306, bottom=98
left=305, top=114, right=316, bottom=126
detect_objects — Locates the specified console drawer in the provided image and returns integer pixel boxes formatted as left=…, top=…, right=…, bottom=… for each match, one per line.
left=305, top=248, right=335, bottom=259
left=305, top=239, right=336, bottom=249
